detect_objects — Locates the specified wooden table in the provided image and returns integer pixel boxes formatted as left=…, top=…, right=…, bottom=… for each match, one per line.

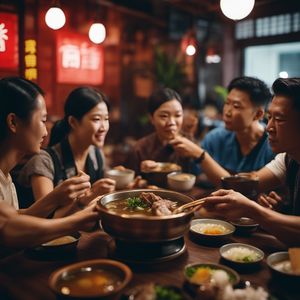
left=0, top=225, right=298, bottom=300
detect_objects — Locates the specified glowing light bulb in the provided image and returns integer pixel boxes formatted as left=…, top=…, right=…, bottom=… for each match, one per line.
left=220, top=0, right=255, bottom=21
left=186, top=45, right=196, bottom=56
left=89, top=23, right=106, bottom=44
left=45, top=7, right=66, bottom=30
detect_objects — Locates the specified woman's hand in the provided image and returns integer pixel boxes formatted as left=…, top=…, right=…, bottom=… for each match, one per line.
left=125, top=175, right=147, bottom=189
left=51, top=172, right=91, bottom=207
left=258, top=191, right=283, bottom=210
left=91, top=178, right=116, bottom=196
left=72, top=201, right=101, bottom=232
left=169, top=136, right=202, bottom=159
left=140, top=160, right=158, bottom=173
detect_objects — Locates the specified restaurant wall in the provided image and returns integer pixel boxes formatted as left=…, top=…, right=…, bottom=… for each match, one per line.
left=33, top=0, right=123, bottom=118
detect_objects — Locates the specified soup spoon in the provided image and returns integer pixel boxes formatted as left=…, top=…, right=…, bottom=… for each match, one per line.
left=173, top=199, right=205, bottom=214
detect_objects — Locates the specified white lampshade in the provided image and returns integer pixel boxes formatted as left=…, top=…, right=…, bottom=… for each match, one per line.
left=45, top=7, right=66, bottom=30
left=89, top=23, right=106, bottom=44
left=186, top=45, right=196, bottom=56
left=220, top=0, right=255, bottom=21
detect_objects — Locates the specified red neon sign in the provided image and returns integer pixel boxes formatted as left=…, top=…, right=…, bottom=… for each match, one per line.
left=56, top=31, right=104, bottom=85
left=0, top=12, right=19, bottom=70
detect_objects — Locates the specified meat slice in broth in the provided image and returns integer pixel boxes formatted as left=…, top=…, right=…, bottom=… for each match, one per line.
left=140, top=192, right=176, bottom=216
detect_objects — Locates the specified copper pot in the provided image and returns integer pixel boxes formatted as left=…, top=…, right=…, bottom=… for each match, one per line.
left=98, top=189, right=194, bottom=242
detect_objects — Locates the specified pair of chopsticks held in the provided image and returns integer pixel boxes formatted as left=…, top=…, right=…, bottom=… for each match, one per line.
left=173, top=199, right=206, bottom=214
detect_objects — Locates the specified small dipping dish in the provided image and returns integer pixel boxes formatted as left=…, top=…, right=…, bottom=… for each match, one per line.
left=220, top=243, right=264, bottom=271
left=229, top=217, right=259, bottom=235
left=189, top=218, right=235, bottom=246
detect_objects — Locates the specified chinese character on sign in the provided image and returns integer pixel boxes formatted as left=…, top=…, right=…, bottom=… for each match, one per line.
left=25, top=54, right=37, bottom=67
left=0, top=23, right=8, bottom=52
left=24, top=39, right=37, bottom=80
left=25, top=39, right=36, bottom=54
left=81, top=44, right=101, bottom=70
left=60, top=45, right=80, bottom=68
left=56, top=31, right=104, bottom=85
left=25, top=68, right=37, bottom=80
left=0, top=12, right=19, bottom=70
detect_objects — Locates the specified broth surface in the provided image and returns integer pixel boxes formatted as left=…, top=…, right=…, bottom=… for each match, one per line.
left=57, top=268, right=122, bottom=297
left=105, top=196, right=179, bottom=216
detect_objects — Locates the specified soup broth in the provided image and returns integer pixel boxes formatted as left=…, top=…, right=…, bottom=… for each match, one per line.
left=57, top=268, right=122, bottom=297
left=106, top=199, right=154, bottom=216
left=273, top=260, right=293, bottom=274
left=171, top=173, right=192, bottom=181
left=105, top=194, right=179, bottom=216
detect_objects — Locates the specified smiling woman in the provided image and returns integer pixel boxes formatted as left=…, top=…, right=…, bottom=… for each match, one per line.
left=0, top=77, right=102, bottom=254
left=16, top=87, right=116, bottom=214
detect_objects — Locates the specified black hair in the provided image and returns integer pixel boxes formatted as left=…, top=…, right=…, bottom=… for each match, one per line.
left=227, top=76, right=271, bottom=107
left=272, top=78, right=300, bottom=112
left=148, top=87, right=182, bottom=115
left=0, top=77, right=44, bottom=142
left=49, top=87, right=110, bottom=146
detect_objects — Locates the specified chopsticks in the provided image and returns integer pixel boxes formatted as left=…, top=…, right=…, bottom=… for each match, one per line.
left=173, top=199, right=205, bottom=214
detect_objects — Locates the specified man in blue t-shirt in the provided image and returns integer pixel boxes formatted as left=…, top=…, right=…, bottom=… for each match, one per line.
left=170, top=76, right=275, bottom=186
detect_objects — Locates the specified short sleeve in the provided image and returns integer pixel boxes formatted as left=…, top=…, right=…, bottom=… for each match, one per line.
left=265, top=153, right=286, bottom=183
left=17, top=150, right=55, bottom=187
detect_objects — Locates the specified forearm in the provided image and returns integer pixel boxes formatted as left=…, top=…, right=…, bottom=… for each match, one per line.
left=20, top=192, right=58, bottom=217
left=1, top=209, right=98, bottom=248
left=248, top=204, right=300, bottom=246
left=254, top=167, right=282, bottom=192
left=200, top=152, right=230, bottom=186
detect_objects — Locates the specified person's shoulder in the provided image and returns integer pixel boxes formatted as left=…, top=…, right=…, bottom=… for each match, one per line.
left=25, top=149, right=51, bottom=165
left=135, top=133, right=156, bottom=148
left=203, top=127, right=232, bottom=141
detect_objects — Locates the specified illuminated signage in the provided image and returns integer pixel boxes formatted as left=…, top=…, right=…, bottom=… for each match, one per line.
left=56, top=31, right=104, bottom=85
left=0, top=12, right=19, bottom=70
left=24, top=39, right=38, bottom=80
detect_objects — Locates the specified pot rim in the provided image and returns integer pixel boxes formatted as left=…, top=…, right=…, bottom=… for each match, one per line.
left=97, top=188, right=194, bottom=220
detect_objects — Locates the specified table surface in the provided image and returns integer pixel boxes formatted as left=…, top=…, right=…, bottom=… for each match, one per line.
left=0, top=224, right=299, bottom=300
left=0, top=187, right=299, bottom=300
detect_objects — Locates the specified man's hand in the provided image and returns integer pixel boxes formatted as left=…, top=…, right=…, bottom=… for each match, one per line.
left=258, top=191, right=283, bottom=210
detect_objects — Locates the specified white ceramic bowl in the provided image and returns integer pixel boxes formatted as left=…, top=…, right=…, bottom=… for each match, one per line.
left=105, top=169, right=135, bottom=190
left=267, top=251, right=300, bottom=277
left=220, top=242, right=264, bottom=268
left=167, top=172, right=196, bottom=192
left=189, top=218, right=235, bottom=245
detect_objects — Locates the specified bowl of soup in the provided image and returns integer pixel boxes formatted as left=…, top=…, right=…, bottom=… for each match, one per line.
left=98, top=189, right=194, bottom=243
left=142, top=162, right=182, bottom=188
left=189, top=219, right=235, bottom=245
left=167, top=172, right=196, bottom=192
left=49, top=259, right=132, bottom=299
left=105, top=169, right=135, bottom=190
left=267, top=251, right=300, bottom=283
